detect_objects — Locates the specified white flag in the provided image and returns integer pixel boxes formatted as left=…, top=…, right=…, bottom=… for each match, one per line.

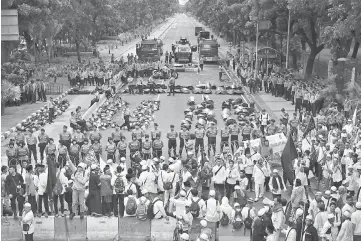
left=352, top=105, right=358, bottom=126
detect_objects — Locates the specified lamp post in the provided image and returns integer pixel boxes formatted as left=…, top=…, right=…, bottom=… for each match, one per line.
left=285, top=10, right=291, bottom=69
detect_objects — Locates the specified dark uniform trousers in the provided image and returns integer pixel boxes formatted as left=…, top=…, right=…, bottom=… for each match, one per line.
left=168, top=139, right=177, bottom=157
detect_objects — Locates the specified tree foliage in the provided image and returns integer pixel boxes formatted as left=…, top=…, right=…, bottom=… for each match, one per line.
left=4, top=0, right=178, bottom=63
left=187, top=0, right=361, bottom=77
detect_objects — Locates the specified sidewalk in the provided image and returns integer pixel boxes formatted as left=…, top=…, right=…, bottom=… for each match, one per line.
left=1, top=17, right=176, bottom=164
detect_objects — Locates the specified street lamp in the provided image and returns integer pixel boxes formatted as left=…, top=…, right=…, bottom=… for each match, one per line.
left=286, top=9, right=291, bottom=69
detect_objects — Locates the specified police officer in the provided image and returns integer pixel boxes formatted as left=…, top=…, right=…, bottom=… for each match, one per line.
left=259, top=109, right=270, bottom=135
left=167, top=125, right=178, bottom=157
left=59, top=125, right=72, bottom=152
left=15, top=129, right=25, bottom=146
left=220, top=125, right=230, bottom=153
left=89, top=126, right=102, bottom=145
left=117, top=136, right=127, bottom=160
left=6, top=142, right=17, bottom=167
left=241, top=122, right=253, bottom=141
left=153, top=134, right=164, bottom=159
left=168, top=77, right=176, bottom=96
left=229, top=123, right=240, bottom=154
left=132, top=124, right=143, bottom=151
left=112, top=126, right=122, bottom=147
left=91, top=139, right=102, bottom=162
left=151, top=123, right=161, bottom=142
left=194, top=124, right=205, bottom=156
left=106, top=137, right=117, bottom=161
left=26, top=129, right=38, bottom=162
left=128, top=135, right=140, bottom=162
left=206, top=122, right=217, bottom=157
left=148, top=75, right=156, bottom=94
left=179, top=126, right=190, bottom=157
left=120, top=107, right=131, bottom=130
left=294, top=88, right=303, bottom=113
left=142, top=135, right=152, bottom=160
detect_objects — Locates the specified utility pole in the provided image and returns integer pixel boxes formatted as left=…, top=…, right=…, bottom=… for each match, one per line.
left=286, top=10, right=291, bottom=69
left=254, top=22, right=259, bottom=79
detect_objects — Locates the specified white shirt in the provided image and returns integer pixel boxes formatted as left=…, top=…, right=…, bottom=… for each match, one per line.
left=241, top=206, right=256, bottom=220
left=351, top=210, right=361, bottom=235
left=226, top=166, right=239, bottom=185
left=170, top=197, right=188, bottom=217
left=336, top=219, right=353, bottom=241
left=22, top=210, right=34, bottom=235
left=138, top=171, right=157, bottom=194
left=205, top=198, right=220, bottom=223
left=37, top=172, right=48, bottom=195
left=212, top=165, right=226, bottom=184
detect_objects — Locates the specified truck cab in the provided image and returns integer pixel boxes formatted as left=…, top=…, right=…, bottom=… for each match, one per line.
left=136, top=39, right=163, bottom=61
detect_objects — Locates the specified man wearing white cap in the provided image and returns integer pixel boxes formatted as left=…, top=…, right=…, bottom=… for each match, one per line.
left=212, top=159, right=226, bottom=201
left=300, top=215, right=318, bottom=241
left=205, top=190, right=220, bottom=223
left=337, top=210, right=353, bottom=241
left=320, top=213, right=336, bottom=241
left=180, top=233, right=189, bottom=241
left=269, top=169, right=286, bottom=199
left=170, top=189, right=188, bottom=217
left=252, top=208, right=265, bottom=241
left=197, top=233, right=209, bottom=241
left=352, top=202, right=361, bottom=240
left=308, top=191, right=322, bottom=219
left=163, top=164, right=179, bottom=205
left=138, top=165, right=157, bottom=195
left=314, top=203, right=328, bottom=237
left=253, top=159, right=268, bottom=202
left=200, top=219, right=212, bottom=240
left=22, top=202, right=35, bottom=241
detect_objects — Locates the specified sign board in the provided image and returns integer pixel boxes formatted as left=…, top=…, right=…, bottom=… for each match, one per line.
left=54, top=217, right=87, bottom=241
left=1, top=9, right=19, bottom=41
left=34, top=217, right=55, bottom=240
left=249, top=133, right=287, bottom=156
left=258, top=20, right=272, bottom=30
left=119, top=216, right=151, bottom=240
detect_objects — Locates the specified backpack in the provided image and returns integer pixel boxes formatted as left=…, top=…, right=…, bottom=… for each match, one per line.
left=53, top=171, right=63, bottom=196
left=232, top=210, right=243, bottom=230
left=190, top=198, right=201, bottom=218
left=244, top=208, right=253, bottom=230
left=220, top=212, right=230, bottom=226
left=163, top=173, right=175, bottom=190
left=125, top=197, right=137, bottom=215
left=114, top=175, right=125, bottom=194
left=136, top=200, right=147, bottom=220
left=147, top=198, right=160, bottom=219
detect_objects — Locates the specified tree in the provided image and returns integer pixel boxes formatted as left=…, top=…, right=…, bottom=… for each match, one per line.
left=1, top=80, right=21, bottom=115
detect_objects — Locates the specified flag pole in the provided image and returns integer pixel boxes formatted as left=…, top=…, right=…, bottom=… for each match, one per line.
left=286, top=10, right=291, bottom=69
left=254, top=21, right=259, bottom=79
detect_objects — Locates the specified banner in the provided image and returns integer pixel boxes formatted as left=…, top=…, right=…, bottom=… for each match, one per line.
left=248, top=133, right=288, bottom=156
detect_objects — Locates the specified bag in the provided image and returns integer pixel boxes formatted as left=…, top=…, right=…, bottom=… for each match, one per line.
left=244, top=208, right=253, bottom=230
left=114, top=176, right=125, bottom=194
left=22, top=223, right=31, bottom=232
left=190, top=198, right=201, bottom=218
left=12, top=177, right=24, bottom=196
left=125, top=197, right=137, bottom=215
left=147, top=198, right=160, bottom=219
left=136, top=200, right=147, bottom=220
left=232, top=210, right=243, bottom=230
left=220, top=212, right=230, bottom=226
left=163, top=173, right=175, bottom=190
left=53, top=171, right=63, bottom=196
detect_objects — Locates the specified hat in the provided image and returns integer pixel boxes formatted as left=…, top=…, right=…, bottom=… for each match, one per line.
left=180, top=190, right=187, bottom=197
left=325, top=190, right=331, bottom=195
left=107, top=159, right=113, bottom=164
left=234, top=185, right=241, bottom=190
left=234, top=203, right=240, bottom=207
left=343, top=210, right=351, bottom=218
left=199, top=234, right=208, bottom=241
left=141, top=189, right=148, bottom=195
left=24, top=202, right=31, bottom=208
left=142, top=165, right=148, bottom=170
left=311, top=137, right=316, bottom=141
left=327, top=214, right=335, bottom=219
left=120, top=157, right=126, bottom=161
left=169, top=157, right=174, bottom=163
left=273, top=169, right=278, bottom=173
left=209, top=190, right=216, bottom=196
left=200, top=220, right=207, bottom=227
left=356, top=202, right=361, bottom=209
left=159, top=156, right=164, bottom=160
left=258, top=208, right=266, bottom=217
left=296, top=208, right=303, bottom=217
left=305, top=215, right=313, bottom=221
left=91, top=164, right=97, bottom=170
left=180, top=233, right=189, bottom=241
left=169, top=165, right=175, bottom=171
left=330, top=186, right=337, bottom=192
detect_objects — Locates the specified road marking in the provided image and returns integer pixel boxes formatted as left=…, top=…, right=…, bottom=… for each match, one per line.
left=156, top=94, right=160, bottom=101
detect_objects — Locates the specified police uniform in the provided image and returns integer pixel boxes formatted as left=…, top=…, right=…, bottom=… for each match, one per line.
left=179, top=130, right=190, bottom=156
left=289, top=118, right=299, bottom=137
left=37, top=133, right=49, bottom=161
left=206, top=126, right=217, bottom=156
left=6, top=146, right=17, bottom=166
left=60, top=131, right=72, bottom=151
left=194, top=127, right=205, bottom=155
left=69, top=143, right=80, bottom=166
left=91, top=143, right=102, bottom=162
left=112, top=130, right=122, bottom=147
left=142, top=140, right=152, bottom=160
left=80, top=143, right=91, bottom=160
left=26, top=135, right=38, bottom=162
left=128, top=140, right=140, bottom=161
left=167, top=129, right=178, bottom=157
left=132, top=129, right=143, bottom=151
left=151, top=129, right=161, bottom=141
left=220, top=127, right=230, bottom=152
left=73, top=132, right=85, bottom=148
left=294, top=89, right=302, bottom=112
left=89, top=130, right=102, bottom=144
left=106, top=142, right=117, bottom=161
left=241, top=124, right=252, bottom=141
left=229, top=124, right=240, bottom=153
left=117, top=141, right=127, bottom=159
left=58, top=145, right=68, bottom=167
left=152, top=139, right=164, bottom=159
left=15, top=133, right=25, bottom=146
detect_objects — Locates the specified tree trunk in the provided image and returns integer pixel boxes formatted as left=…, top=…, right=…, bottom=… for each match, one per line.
left=351, top=41, right=360, bottom=59
left=1, top=101, right=5, bottom=116
left=305, top=50, right=317, bottom=78
left=75, top=38, right=81, bottom=63
left=291, top=51, right=298, bottom=70
left=301, top=39, right=306, bottom=51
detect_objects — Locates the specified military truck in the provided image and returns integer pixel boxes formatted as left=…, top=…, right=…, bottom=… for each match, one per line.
left=173, top=37, right=197, bottom=63
left=136, top=38, right=163, bottom=61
